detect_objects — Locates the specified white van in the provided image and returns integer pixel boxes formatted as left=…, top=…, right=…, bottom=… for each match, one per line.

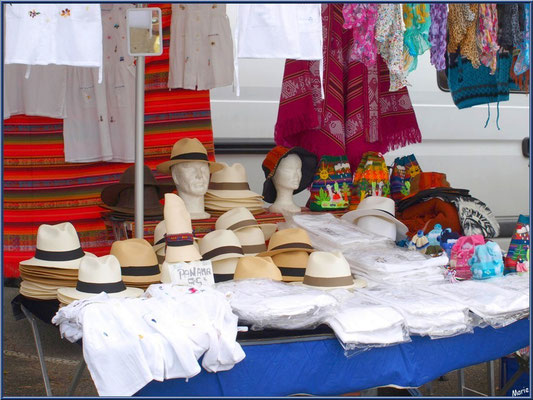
left=210, top=5, right=530, bottom=248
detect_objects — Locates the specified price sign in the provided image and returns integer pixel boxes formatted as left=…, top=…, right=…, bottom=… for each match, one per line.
left=166, top=260, right=215, bottom=288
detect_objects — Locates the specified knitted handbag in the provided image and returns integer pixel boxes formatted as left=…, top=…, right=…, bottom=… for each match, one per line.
left=309, top=155, right=353, bottom=211
left=447, top=51, right=512, bottom=110
left=390, top=154, right=421, bottom=201
left=504, top=215, right=530, bottom=274
left=349, top=152, right=390, bottom=209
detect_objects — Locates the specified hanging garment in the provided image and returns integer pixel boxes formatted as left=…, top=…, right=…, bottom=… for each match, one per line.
left=102, top=4, right=136, bottom=163
left=234, top=4, right=323, bottom=96
left=3, top=64, right=67, bottom=120
left=342, top=4, right=379, bottom=67
left=168, top=4, right=234, bottom=90
left=375, top=4, right=408, bottom=91
left=5, top=4, right=103, bottom=82
left=514, top=4, right=530, bottom=76
left=478, top=4, right=500, bottom=75
left=447, top=4, right=480, bottom=69
left=274, top=4, right=421, bottom=170
left=428, top=4, right=448, bottom=71
left=402, top=4, right=431, bottom=74
left=497, top=3, right=526, bottom=51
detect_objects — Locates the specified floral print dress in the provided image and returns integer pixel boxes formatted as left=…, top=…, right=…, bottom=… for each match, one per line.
left=376, top=4, right=408, bottom=91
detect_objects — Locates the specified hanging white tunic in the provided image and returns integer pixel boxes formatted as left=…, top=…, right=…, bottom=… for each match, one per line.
left=168, top=3, right=234, bottom=90
left=5, top=3, right=103, bottom=82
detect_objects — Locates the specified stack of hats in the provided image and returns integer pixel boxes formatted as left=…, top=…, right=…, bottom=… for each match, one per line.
left=205, top=163, right=264, bottom=216
left=160, top=194, right=202, bottom=283
left=19, top=222, right=95, bottom=300
left=110, top=238, right=161, bottom=290
left=199, top=230, right=244, bottom=282
left=233, top=256, right=283, bottom=281
left=100, top=164, right=174, bottom=220
left=57, top=255, right=144, bottom=305
left=258, top=228, right=314, bottom=282
left=216, top=207, right=277, bottom=255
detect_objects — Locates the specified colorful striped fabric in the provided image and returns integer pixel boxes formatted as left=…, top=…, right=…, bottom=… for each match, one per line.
left=3, top=3, right=214, bottom=278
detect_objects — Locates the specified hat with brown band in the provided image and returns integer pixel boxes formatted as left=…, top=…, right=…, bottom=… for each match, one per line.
left=156, top=138, right=224, bottom=175
left=271, top=250, right=309, bottom=282
left=199, top=229, right=244, bottom=262
left=216, top=207, right=277, bottom=240
left=257, top=228, right=314, bottom=257
left=233, top=256, right=283, bottom=281
left=234, top=227, right=268, bottom=256
left=206, top=163, right=263, bottom=200
left=101, top=165, right=174, bottom=216
left=297, top=251, right=366, bottom=290
left=110, top=238, right=161, bottom=286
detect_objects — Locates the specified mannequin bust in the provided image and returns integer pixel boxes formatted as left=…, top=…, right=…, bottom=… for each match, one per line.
left=171, top=161, right=211, bottom=219
left=269, top=154, right=303, bottom=214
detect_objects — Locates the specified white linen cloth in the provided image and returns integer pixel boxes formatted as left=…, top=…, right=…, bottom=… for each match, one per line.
left=233, top=4, right=323, bottom=96
left=3, top=64, right=67, bottom=120
left=216, top=279, right=338, bottom=330
left=5, top=4, right=103, bottom=82
left=424, top=280, right=530, bottom=328
left=168, top=3, right=234, bottom=90
left=326, top=291, right=409, bottom=348
left=53, top=286, right=245, bottom=396
left=361, top=285, right=472, bottom=338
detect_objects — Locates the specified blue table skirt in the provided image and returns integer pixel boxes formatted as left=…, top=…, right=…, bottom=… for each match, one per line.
left=136, top=318, right=530, bottom=397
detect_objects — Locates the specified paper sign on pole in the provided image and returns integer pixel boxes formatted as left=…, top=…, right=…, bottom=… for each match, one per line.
left=166, top=260, right=215, bottom=288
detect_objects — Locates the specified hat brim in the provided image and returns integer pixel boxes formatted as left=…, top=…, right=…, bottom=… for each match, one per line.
left=156, top=159, right=224, bottom=176
left=57, top=286, right=144, bottom=304
left=262, top=148, right=318, bottom=204
left=257, top=247, right=314, bottom=258
left=292, top=277, right=367, bottom=290
left=206, top=189, right=263, bottom=200
left=341, top=210, right=408, bottom=237
left=19, top=252, right=97, bottom=269
left=165, top=245, right=202, bottom=263
left=100, top=204, right=164, bottom=217
left=101, top=182, right=175, bottom=207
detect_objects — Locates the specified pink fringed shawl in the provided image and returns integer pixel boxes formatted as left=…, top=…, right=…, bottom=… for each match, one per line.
left=274, top=3, right=421, bottom=169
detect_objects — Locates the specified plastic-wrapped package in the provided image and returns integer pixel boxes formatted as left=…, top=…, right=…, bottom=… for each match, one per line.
left=482, top=273, right=530, bottom=293
left=215, top=279, right=338, bottom=330
left=360, top=285, right=473, bottom=338
left=325, top=290, right=410, bottom=352
left=288, top=213, right=391, bottom=251
left=424, top=280, right=529, bottom=328
left=344, top=245, right=448, bottom=286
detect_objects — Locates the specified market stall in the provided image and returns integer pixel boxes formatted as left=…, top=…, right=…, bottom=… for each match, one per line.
left=3, top=2, right=530, bottom=398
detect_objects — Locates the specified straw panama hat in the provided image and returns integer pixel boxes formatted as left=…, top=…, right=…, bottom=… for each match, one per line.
left=298, top=251, right=366, bottom=290
left=19, top=222, right=96, bottom=269
left=271, top=250, right=309, bottom=282
left=258, top=228, right=314, bottom=257
left=199, top=229, right=244, bottom=262
left=153, top=220, right=166, bottom=255
left=212, top=258, right=239, bottom=282
left=164, top=194, right=202, bottom=262
left=57, top=255, right=144, bottom=303
left=233, top=256, right=283, bottom=281
left=206, top=163, right=262, bottom=199
left=156, top=138, right=224, bottom=175
left=341, top=196, right=408, bottom=241
left=110, top=238, right=161, bottom=285
left=234, top=227, right=268, bottom=256
left=216, top=207, right=277, bottom=240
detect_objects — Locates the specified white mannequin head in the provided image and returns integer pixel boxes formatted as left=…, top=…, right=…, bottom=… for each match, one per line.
left=269, top=154, right=303, bottom=214
left=170, top=161, right=210, bottom=219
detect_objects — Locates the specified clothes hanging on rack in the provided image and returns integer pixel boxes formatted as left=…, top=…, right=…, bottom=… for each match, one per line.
left=447, top=3, right=480, bottom=69
left=3, top=64, right=67, bottom=120
left=274, top=3, right=421, bottom=170
left=63, top=4, right=136, bottom=163
left=168, top=4, right=234, bottom=90
left=342, top=4, right=379, bottom=67
left=513, top=4, right=530, bottom=76
left=234, top=4, right=323, bottom=96
left=478, top=4, right=500, bottom=75
left=428, top=4, right=448, bottom=71
left=4, top=3, right=103, bottom=82
left=497, top=3, right=526, bottom=51
left=402, top=4, right=431, bottom=74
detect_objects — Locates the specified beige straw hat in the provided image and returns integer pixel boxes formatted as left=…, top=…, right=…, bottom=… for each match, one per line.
left=156, top=138, right=224, bottom=175
left=271, top=250, right=309, bottom=282
left=233, top=256, right=283, bottom=281
left=258, top=228, right=314, bottom=257
left=199, top=229, right=244, bottom=262
left=206, top=163, right=262, bottom=199
left=110, top=238, right=161, bottom=286
left=216, top=207, right=276, bottom=240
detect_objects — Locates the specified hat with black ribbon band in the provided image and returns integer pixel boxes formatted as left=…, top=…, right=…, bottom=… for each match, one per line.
left=278, top=267, right=306, bottom=277
left=214, top=273, right=234, bottom=283
left=34, top=247, right=85, bottom=262
left=202, top=246, right=244, bottom=261
left=270, top=242, right=314, bottom=252
left=121, top=265, right=160, bottom=277
left=76, top=280, right=126, bottom=294
left=171, top=152, right=209, bottom=162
